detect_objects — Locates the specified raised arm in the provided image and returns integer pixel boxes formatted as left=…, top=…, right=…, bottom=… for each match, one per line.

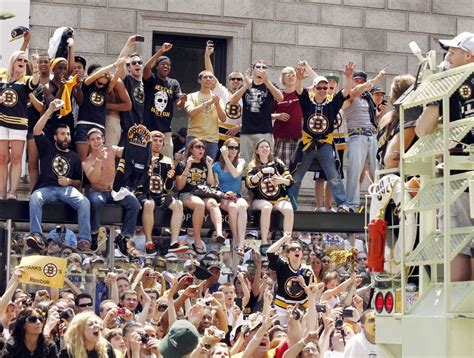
left=261, top=71, right=284, bottom=102
left=0, top=268, right=23, bottom=316
left=220, top=149, right=245, bottom=178
left=84, top=61, right=118, bottom=86
left=204, top=40, right=214, bottom=73
left=229, top=69, right=252, bottom=105
left=118, top=35, right=140, bottom=59
left=267, top=232, right=291, bottom=254
left=143, top=42, right=173, bottom=80
left=321, top=272, right=356, bottom=302
left=295, top=66, right=305, bottom=95
left=33, top=99, right=64, bottom=135
left=341, top=61, right=355, bottom=98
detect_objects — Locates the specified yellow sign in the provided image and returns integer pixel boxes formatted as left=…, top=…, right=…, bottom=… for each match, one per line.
left=19, top=255, right=67, bottom=289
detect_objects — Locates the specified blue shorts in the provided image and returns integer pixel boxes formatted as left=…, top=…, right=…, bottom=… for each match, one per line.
left=75, top=123, right=105, bottom=144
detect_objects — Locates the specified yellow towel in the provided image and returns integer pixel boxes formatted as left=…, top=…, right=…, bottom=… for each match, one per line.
left=59, top=74, right=78, bottom=117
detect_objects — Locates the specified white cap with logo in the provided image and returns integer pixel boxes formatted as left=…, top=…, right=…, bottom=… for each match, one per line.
left=439, top=32, right=474, bottom=54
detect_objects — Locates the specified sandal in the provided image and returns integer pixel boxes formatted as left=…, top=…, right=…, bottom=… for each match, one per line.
left=192, top=243, right=206, bottom=255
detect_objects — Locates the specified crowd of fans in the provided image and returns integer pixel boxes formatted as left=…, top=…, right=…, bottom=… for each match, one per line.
left=1, top=24, right=473, bottom=357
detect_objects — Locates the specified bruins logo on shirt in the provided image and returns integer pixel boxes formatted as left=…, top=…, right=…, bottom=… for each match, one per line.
left=149, top=174, right=164, bottom=194
left=154, top=90, right=168, bottom=112
left=308, top=113, right=329, bottom=135
left=188, top=167, right=207, bottom=186
left=258, top=176, right=281, bottom=199
left=225, top=102, right=241, bottom=120
left=459, top=84, right=472, bottom=100
left=333, top=113, right=342, bottom=130
left=52, top=155, right=70, bottom=177
left=133, top=83, right=144, bottom=104
left=1, top=88, right=18, bottom=107
left=90, top=91, right=105, bottom=106
left=284, top=276, right=305, bottom=299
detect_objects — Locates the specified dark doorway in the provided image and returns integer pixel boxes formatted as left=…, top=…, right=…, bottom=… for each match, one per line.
left=152, top=33, right=228, bottom=132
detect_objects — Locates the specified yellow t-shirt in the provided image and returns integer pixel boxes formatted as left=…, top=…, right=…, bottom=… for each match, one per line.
left=185, top=91, right=224, bottom=143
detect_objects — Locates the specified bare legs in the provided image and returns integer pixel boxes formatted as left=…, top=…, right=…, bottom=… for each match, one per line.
left=27, top=139, right=39, bottom=191
left=220, top=198, right=248, bottom=249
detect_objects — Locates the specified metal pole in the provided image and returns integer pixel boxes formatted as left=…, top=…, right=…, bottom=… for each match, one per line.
left=6, top=219, right=12, bottom=282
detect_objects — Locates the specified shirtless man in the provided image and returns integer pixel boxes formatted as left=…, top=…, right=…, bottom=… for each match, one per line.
left=82, top=128, right=140, bottom=251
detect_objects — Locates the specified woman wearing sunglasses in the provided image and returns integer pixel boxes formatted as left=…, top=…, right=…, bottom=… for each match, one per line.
left=245, top=139, right=294, bottom=253
left=176, top=138, right=226, bottom=255
left=212, top=138, right=248, bottom=255
left=0, top=51, right=40, bottom=200
left=59, top=311, right=116, bottom=357
left=1, top=307, right=57, bottom=358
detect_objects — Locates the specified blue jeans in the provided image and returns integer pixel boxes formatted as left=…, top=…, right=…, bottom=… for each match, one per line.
left=88, top=190, right=140, bottom=237
left=30, top=186, right=91, bottom=243
left=346, top=133, right=377, bottom=209
left=288, top=143, right=347, bottom=210
left=186, top=136, right=219, bottom=161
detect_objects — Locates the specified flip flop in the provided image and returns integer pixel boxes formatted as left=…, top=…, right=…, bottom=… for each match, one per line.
left=192, top=243, right=206, bottom=255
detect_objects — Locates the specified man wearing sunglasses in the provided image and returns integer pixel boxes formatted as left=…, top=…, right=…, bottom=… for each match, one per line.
left=204, top=41, right=243, bottom=152
left=75, top=293, right=94, bottom=313
left=230, top=60, right=284, bottom=163
left=288, top=62, right=355, bottom=212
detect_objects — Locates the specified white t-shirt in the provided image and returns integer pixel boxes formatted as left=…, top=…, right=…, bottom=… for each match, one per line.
left=344, top=332, right=382, bottom=357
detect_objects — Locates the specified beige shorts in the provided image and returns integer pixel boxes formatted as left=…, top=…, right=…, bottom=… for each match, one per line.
left=0, top=126, right=27, bottom=141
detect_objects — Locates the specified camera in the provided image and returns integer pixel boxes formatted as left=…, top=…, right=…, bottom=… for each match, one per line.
left=135, top=35, right=145, bottom=42
left=59, top=309, right=74, bottom=320
left=342, top=308, right=354, bottom=318
left=139, top=332, right=149, bottom=344
left=335, top=318, right=344, bottom=330
left=292, top=308, right=303, bottom=321
left=316, top=305, right=326, bottom=313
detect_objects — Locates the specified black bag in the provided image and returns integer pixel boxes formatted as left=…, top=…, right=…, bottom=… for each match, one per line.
left=192, top=184, right=226, bottom=202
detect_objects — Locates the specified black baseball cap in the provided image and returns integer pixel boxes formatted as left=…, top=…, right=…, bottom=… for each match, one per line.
left=74, top=56, right=87, bottom=69
left=352, top=71, right=368, bottom=81
left=10, top=26, right=29, bottom=42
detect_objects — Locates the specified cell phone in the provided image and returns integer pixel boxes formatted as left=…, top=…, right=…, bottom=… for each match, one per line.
left=135, top=35, right=145, bottom=42
left=235, top=297, right=243, bottom=309
left=316, top=305, right=326, bottom=313
left=207, top=40, right=214, bottom=46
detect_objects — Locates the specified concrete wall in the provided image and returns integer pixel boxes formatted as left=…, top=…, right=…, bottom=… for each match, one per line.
left=28, top=0, right=474, bottom=91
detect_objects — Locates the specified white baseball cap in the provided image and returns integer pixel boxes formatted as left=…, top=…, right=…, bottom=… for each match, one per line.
left=439, top=32, right=474, bottom=54
left=312, top=75, right=329, bottom=86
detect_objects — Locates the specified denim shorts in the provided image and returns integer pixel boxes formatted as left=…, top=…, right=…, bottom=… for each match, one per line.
left=75, top=123, right=105, bottom=144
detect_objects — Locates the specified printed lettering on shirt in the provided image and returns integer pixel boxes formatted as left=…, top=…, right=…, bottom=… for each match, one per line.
left=51, top=155, right=70, bottom=177
left=245, top=87, right=267, bottom=113
left=154, top=84, right=173, bottom=94
left=226, top=102, right=241, bottom=120
left=133, top=83, right=144, bottom=104
left=128, top=125, right=151, bottom=147
left=1, top=88, right=18, bottom=107
left=90, top=91, right=105, bottom=106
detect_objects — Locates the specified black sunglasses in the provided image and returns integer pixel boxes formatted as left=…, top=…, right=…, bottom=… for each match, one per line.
left=227, top=145, right=239, bottom=150
left=288, top=246, right=302, bottom=252
left=131, top=60, right=143, bottom=66
left=26, top=316, right=45, bottom=324
left=157, top=304, right=168, bottom=312
left=78, top=302, right=93, bottom=308
left=193, top=144, right=206, bottom=150
left=96, top=81, right=108, bottom=87
left=230, top=77, right=243, bottom=81
left=254, top=65, right=267, bottom=70
left=315, top=86, right=328, bottom=90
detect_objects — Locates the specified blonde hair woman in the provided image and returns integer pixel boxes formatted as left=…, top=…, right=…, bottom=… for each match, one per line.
left=0, top=50, right=40, bottom=199
left=59, top=311, right=116, bottom=358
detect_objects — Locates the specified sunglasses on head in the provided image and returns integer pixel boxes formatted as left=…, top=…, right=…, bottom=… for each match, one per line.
left=131, top=60, right=143, bottom=66
left=193, top=144, right=206, bottom=150
left=227, top=145, right=239, bottom=150
left=230, top=77, right=243, bottom=81
left=315, top=86, right=328, bottom=91
left=26, top=316, right=45, bottom=324
left=78, top=302, right=93, bottom=308
left=254, top=65, right=267, bottom=70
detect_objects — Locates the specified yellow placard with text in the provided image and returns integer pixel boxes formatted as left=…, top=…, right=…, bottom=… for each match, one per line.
left=19, top=255, right=67, bottom=289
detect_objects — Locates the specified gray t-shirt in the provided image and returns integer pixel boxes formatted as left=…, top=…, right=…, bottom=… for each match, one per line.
left=343, top=96, right=372, bottom=130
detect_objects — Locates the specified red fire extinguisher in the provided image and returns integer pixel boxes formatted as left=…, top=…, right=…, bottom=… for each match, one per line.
left=367, top=180, right=398, bottom=272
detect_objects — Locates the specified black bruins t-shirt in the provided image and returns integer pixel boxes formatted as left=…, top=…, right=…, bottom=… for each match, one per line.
left=245, top=159, right=293, bottom=203
left=33, top=133, right=82, bottom=191
left=44, top=81, right=75, bottom=141
left=175, top=160, right=208, bottom=193
left=267, top=252, right=313, bottom=308
left=145, top=153, right=175, bottom=198
left=241, top=82, right=274, bottom=135
left=143, top=75, right=181, bottom=133
left=77, top=83, right=107, bottom=128
left=121, top=75, right=144, bottom=127
left=298, top=89, right=346, bottom=142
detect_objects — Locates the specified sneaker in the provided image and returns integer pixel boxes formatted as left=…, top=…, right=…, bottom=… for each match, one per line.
left=26, top=233, right=45, bottom=252
left=145, top=242, right=157, bottom=256
left=114, top=234, right=129, bottom=257
left=314, top=206, right=328, bottom=212
left=337, top=205, right=353, bottom=213
left=168, top=242, right=189, bottom=254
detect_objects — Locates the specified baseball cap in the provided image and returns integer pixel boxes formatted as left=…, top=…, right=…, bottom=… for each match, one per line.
left=10, top=26, right=29, bottom=42
left=370, top=86, right=385, bottom=94
left=47, top=234, right=63, bottom=246
left=193, top=263, right=213, bottom=280
left=74, top=55, right=87, bottom=69
left=353, top=71, right=368, bottom=81
left=325, top=72, right=340, bottom=82
left=439, top=32, right=474, bottom=54
left=177, top=127, right=187, bottom=137
left=312, top=76, right=329, bottom=86
left=246, top=230, right=259, bottom=238
left=158, top=320, right=200, bottom=358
